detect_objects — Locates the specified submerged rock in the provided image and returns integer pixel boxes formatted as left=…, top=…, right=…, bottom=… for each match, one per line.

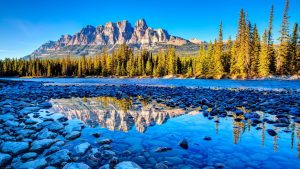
left=65, top=131, right=81, bottom=140
left=46, top=149, right=71, bottom=166
left=115, top=161, right=142, bottom=169
left=178, top=139, right=188, bottom=149
left=267, top=129, right=277, bottom=136
left=155, top=147, right=172, bottom=152
left=204, top=136, right=212, bottom=141
left=63, top=162, right=91, bottom=169
left=74, top=142, right=91, bottom=155
left=155, top=162, right=169, bottom=169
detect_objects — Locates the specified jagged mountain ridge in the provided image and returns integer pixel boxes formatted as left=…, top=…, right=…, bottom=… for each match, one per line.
left=27, top=19, right=200, bottom=58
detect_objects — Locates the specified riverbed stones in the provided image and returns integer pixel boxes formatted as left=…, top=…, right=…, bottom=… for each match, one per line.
left=0, top=153, right=11, bottom=167
left=267, top=129, right=277, bottom=136
left=115, top=161, right=142, bottom=169
left=19, top=158, right=47, bottom=169
left=74, top=142, right=91, bottom=155
left=46, top=149, right=71, bottom=166
left=30, top=139, right=56, bottom=153
left=155, top=162, right=169, bottom=169
left=65, top=131, right=81, bottom=140
left=36, top=128, right=58, bottom=139
left=21, top=152, right=38, bottom=161
left=155, top=147, right=172, bottom=152
left=97, top=138, right=112, bottom=145
left=63, top=162, right=91, bottom=169
left=179, top=139, right=188, bottom=149
left=0, top=141, right=29, bottom=156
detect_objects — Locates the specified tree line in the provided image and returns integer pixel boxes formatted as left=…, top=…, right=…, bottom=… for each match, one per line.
left=0, top=0, right=299, bottom=79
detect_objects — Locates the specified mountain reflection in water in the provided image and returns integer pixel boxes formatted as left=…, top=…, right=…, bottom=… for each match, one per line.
left=47, top=96, right=300, bottom=165
left=49, top=97, right=194, bottom=133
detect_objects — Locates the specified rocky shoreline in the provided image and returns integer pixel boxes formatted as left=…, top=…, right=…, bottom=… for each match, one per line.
left=0, top=80, right=300, bottom=169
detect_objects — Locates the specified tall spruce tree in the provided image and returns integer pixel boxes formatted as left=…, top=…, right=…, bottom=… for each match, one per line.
left=231, top=9, right=247, bottom=79
left=258, top=30, right=270, bottom=77
left=212, top=22, right=224, bottom=79
left=268, top=5, right=276, bottom=73
left=289, top=23, right=299, bottom=74
left=277, top=0, right=290, bottom=75
left=250, top=24, right=260, bottom=77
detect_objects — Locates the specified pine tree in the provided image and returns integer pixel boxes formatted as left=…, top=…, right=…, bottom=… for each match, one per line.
left=212, top=22, right=224, bottom=79
left=289, top=23, right=299, bottom=74
left=231, top=9, right=247, bottom=79
left=250, top=24, right=260, bottom=77
left=167, top=47, right=176, bottom=75
left=258, top=30, right=270, bottom=77
left=268, top=5, right=276, bottom=73
left=277, top=0, right=290, bottom=75
left=223, top=37, right=232, bottom=74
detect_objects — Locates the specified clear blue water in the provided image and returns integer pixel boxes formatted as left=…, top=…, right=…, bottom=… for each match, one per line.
left=1, top=77, right=300, bottom=89
left=39, top=97, right=300, bottom=169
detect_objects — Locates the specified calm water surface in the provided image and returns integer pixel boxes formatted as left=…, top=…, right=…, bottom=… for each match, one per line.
left=1, top=77, right=300, bottom=89
left=35, top=96, right=300, bottom=169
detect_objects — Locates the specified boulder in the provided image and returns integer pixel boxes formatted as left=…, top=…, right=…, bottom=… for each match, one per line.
left=74, top=142, right=91, bottom=155
left=0, top=153, right=12, bottom=167
left=63, top=162, right=91, bottom=169
left=30, top=139, right=56, bottom=153
left=0, top=141, right=29, bottom=156
left=46, top=149, right=71, bottom=166
left=115, top=161, right=142, bottom=169
left=19, top=158, right=47, bottom=169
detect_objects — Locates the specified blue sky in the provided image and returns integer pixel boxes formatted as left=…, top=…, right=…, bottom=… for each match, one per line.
left=0, top=0, right=299, bottom=59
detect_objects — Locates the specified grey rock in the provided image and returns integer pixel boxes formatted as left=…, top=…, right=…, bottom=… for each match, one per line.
left=19, top=158, right=47, bottom=169
left=0, top=153, right=12, bottom=167
left=63, top=162, right=90, bottom=169
left=115, top=161, right=142, bottom=169
left=179, top=139, right=188, bottom=149
left=97, top=138, right=112, bottom=145
left=65, top=131, right=81, bottom=140
left=30, top=139, right=56, bottom=153
left=102, top=150, right=116, bottom=159
left=0, top=141, right=29, bottom=156
left=36, top=128, right=58, bottom=139
left=21, top=152, right=38, bottom=161
left=46, top=149, right=71, bottom=166
left=155, top=163, right=169, bottom=169
left=74, top=142, right=91, bottom=155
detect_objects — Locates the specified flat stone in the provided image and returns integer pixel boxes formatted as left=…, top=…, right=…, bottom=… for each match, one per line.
left=19, top=158, right=47, bottom=169
left=36, top=128, right=58, bottom=139
left=63, top=162, right=91, bottom=169
left=46, top=149, right=71, bottom=166
left=0, top=141, right=29, bottom=156
left=65, top=131, right=81, bottom=140
left=21, top=152, right=38, bottom=161
left=0, top=153, right=12, bottom=167
left=115, top=161, right=142, bottom=169
left=74, top=142, right=91, bottom=155
left=96, top=138, right=112, bottom=145
left=102, top=150, right=116, bottom=159
left=30, top=139, right=56, bottom=153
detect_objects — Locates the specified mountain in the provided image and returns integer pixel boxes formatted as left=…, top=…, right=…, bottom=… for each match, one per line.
left=26, top=19, right=200, bottom=58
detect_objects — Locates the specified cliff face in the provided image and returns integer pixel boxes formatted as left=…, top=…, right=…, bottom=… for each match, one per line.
left=27, top=19, right=199, bottom=58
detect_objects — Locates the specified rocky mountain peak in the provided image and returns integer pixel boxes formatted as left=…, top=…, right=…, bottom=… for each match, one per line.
left=27, top=19, right=198, bottom=58
left=135, top=19, right=148, bottom=30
